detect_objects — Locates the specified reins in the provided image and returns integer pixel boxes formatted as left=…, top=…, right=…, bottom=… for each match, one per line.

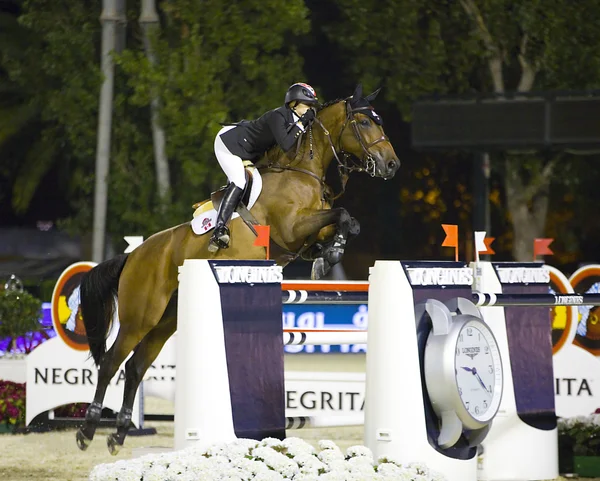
left=260, top=99, right=390, bottom=202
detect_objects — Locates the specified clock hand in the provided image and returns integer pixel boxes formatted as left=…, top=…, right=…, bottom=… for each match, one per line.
left=460, top=366, right=473, bottom=372
left=472, top=368, right=490, bottom=394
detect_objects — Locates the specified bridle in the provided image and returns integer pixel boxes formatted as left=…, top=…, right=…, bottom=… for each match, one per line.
left=312, top=100, right=389, bottom=199
left=262, top=99, right=390, bottom=201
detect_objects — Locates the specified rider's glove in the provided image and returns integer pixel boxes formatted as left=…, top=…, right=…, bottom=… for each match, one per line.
left=300, top=108, right=316, bottom=128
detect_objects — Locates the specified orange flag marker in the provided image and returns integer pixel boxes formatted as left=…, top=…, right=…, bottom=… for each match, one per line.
left=533, top=238, right=554, bottom=261
left=441, top=224, right=459, bottom=261
left=254, top=225, right=271, bottom=260
left=483, top=237, right=495, bottom=255
left=474, top=231, right=495, bottom=261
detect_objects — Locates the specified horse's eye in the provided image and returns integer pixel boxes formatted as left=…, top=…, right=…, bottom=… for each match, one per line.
left=360, top=119, right=370, bottom=127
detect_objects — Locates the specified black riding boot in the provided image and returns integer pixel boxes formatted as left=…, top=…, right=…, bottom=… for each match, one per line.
left=208, top=183, right=244, bottom=252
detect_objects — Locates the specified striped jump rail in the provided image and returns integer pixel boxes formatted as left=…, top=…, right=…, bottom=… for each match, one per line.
left=473, top=292, right=600, bottom=307
left=285, top=414, right=364, bottom=430
left=281, top=281, right=600, bottom=307
left=282, top=281, right=368, bottom=304
left=283, top=328, right=367, bottom=346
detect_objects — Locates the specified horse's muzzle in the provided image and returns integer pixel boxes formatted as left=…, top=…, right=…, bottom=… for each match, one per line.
left=377, top=154, right=400, bottom=180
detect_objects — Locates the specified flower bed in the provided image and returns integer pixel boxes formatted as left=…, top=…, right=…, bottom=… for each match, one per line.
left=90, top=437, right=447, bottom=481
left=558, top=413, right=600, bottom=456
left=0, top=378, right=88, bottom=433
left=0, top=379, right=26, bottom=431
left=558, top=413, right=600, bottom=476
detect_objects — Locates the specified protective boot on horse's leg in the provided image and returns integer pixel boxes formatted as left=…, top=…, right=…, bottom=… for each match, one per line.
left=76, top=330, right=145, bottom=451
left=311, top=214, right=360, bottom=280
left=106, top=295, right=178, bottom=455
left=208, top=182, right=244, bottom=252
left=76, top=252, right=178, bottom=452
left=76, top=255, right=129, bottom=451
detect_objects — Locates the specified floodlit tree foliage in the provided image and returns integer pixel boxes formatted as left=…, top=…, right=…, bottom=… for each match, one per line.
left=328, top=0, right=600, bottom=261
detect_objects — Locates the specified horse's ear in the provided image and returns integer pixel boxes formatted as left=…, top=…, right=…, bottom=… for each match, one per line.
left=365, top=87, right=382, bottom=103
left=351, top=83, right=363, bottom=102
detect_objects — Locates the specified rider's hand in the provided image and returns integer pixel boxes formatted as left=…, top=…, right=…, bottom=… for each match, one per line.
left=293, top=102, right=310, bottom=116
left=300, top=108, right=316, bottom=127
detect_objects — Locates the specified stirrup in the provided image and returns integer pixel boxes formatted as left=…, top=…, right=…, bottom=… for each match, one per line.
left=208, top=226, right=231, bottom=252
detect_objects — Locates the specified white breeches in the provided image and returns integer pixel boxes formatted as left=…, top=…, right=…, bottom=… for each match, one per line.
left=214, top=125, right=246, bottom=189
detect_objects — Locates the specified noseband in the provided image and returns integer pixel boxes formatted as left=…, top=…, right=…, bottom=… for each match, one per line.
left=313, top=100, right=390, bottom=199
left=344, top=102, right=389, bottom=177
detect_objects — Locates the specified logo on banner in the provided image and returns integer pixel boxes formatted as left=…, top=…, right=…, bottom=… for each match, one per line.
left=570, top=266, right=600, bottom=356
left=495, top=267, right=550, bottom=284
left=214, top=265, right=283, bottom=284
left=547, top=265, right=577, bottom=355
left=407, top=267, right=473, bottom=286
left=51, top=262, right=97, bottom=351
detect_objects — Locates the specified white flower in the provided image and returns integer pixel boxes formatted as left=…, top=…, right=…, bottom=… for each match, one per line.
left=87, top=437, right=447, bottom=481
left=294, top=453, right=327, bottom=471
left=259, top=437, right=285, bottom=449
left=405, top=461, right=430, bottom=476
left=376, top=454, right=404, bottom=467
left=251, top=446, right=298, bottom=477
left=316, top=470, right=351, bottom=480
left=376, top=462, right=409, bottom=479
left=295, top=475, right=321, bottom=481
left=142, top=464, right=168, bottom=481
left=318, top=440, right=342, bottom=451
left=347, top=457, right=375, bottom=471
left=282, top=437, right=316, bottom=457
left=346, top=445, right=374, bottom=460
left=319, top=448, right=346, bottom=465
left=230, top=457, right=270, bottom=476
left=164, top=460, right=187, bottom=476
left=253, top=471, right=285, bottom=481
left=347, top=460, right=377, bottom=478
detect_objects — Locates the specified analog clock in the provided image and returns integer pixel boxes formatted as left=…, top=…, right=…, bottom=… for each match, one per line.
left=422, top=297, right=503, bottom=450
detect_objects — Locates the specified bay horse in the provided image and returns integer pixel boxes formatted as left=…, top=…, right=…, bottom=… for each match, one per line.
left=76, top=84, right=400, bottom=454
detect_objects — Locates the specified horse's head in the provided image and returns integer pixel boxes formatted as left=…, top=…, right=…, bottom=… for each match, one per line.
left=335, top=84, right=400, bottom=180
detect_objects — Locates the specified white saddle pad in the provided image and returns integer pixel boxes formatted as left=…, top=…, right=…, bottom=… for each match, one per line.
left=191, top=167, right=263, bottom=236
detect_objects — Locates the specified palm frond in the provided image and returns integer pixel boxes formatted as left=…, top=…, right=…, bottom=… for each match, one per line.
left=12, top=131, right=58, bottom=213
left=0, top=102, right=38, bottom=146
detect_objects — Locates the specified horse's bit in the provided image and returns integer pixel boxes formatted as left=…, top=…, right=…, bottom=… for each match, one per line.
left=313, top=100, right=389, bottom=199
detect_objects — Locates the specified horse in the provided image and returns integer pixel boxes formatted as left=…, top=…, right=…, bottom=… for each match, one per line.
left=75, top=83, right=400, bottom=454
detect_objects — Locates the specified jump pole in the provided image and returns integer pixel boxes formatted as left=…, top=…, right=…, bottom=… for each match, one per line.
left=283, top=290, right=600, bottom=306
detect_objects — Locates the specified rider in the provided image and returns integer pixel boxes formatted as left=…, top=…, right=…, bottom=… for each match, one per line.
left=208, top=82, right=319, bottom=253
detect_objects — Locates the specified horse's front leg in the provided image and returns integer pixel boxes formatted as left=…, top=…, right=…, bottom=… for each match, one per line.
left=291, top=207, right=359, bottom=279
left=319, top=215, right=360, bottom=265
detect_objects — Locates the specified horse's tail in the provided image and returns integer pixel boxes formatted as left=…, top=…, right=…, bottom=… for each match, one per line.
left=80, top=253, right=129, bottom=367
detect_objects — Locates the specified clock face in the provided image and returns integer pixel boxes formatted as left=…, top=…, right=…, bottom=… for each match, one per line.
left=454, top=318, right=503, bottom=423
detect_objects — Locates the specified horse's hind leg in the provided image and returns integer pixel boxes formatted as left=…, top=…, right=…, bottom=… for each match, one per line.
left=106, top=294, right=177, bottom=455
left=76, top=326, right=147, bottom=450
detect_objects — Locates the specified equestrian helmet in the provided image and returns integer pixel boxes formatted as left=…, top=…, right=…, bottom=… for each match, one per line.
left=284, top=83, right=319, bottom=106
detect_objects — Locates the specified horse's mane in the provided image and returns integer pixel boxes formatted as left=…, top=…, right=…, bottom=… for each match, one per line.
left=258, top=98, right=347, bottom=167
left=317, top=98, right=346, bottom=111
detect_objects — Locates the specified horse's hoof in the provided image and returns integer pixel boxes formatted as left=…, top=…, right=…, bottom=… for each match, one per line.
left=76, top=429, right=92, bottom=451
left=311, top=258, right=330, bottom=280
left=106, top=434, right=122, bottom=456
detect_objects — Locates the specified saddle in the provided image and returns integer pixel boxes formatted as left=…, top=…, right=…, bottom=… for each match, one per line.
left=191, top=162, right=261, bottom=236
left=192, top=161, right=255, bottom=214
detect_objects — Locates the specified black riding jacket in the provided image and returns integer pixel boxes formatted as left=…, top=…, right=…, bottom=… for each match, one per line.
left=219, top=106, right=304, bottom=161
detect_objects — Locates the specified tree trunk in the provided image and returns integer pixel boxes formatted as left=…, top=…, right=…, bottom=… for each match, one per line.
left=140, top=0, right=171, bottom=205
left=504, top=155, right=551, bottom=261
left=488, top=44, right=550, bottom=262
